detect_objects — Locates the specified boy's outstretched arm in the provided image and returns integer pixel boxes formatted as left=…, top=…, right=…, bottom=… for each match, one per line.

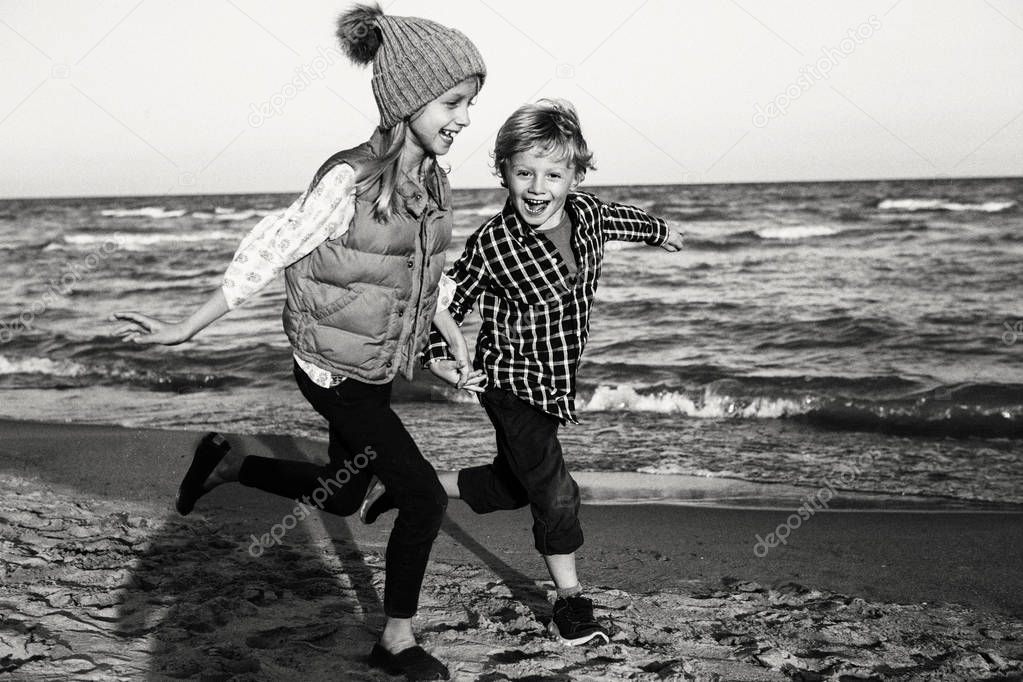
left=599, top=199, right=685, bottom=252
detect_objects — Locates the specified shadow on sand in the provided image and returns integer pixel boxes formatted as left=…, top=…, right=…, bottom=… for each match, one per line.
left=113, top=433, right=544, bottom=679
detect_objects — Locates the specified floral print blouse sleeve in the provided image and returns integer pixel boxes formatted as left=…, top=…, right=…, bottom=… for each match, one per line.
left=221, top=163, right=357, bottom=309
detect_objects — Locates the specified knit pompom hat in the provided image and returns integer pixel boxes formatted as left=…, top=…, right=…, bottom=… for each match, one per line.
left=337, top=3, right=486, bottom=129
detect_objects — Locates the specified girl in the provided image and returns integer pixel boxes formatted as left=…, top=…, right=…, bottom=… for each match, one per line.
left=113, top=5, right=486, bottom=679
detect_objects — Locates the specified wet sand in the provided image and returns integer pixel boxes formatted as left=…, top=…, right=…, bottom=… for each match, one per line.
left=1, top=420, right=1021, bottom=680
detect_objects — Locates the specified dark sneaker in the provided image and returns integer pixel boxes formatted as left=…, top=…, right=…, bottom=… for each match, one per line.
left=368, top=643, right=449, bottom=680
left=175, top=432, right=231, bottom=516
left=359, top=476, right=396, bottom=525
left=548, top=595, right=610, bottom=646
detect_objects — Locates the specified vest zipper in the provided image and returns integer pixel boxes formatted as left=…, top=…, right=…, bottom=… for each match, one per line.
left=403, top=211, right=432, bottom=375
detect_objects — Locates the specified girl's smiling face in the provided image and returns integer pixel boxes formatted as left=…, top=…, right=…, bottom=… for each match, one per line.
left=407, top=77, right=479, bottom=157
left=503, top=147, right=580, bottom=229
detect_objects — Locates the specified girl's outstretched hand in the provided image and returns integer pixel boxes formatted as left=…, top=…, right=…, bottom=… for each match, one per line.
left=111, top=312, right=191, bottom=346
left=111, top=290, right=229, bottom=346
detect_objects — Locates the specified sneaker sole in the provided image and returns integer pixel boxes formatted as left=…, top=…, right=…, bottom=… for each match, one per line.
left=547, top=621, right=610, bottom=647
left=358, top=477, right=384, bottom=524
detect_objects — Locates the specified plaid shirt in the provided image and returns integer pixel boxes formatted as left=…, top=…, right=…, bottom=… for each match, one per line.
left=424, top=190, right=669, bottom=423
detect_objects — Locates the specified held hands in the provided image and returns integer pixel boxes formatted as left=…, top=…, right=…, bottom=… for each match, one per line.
left=661, top=228, right=685, bottom=252
left=110, top=312, right=192, bottom=346
left=430, top=306, right=486, bottom=393
left=428, top=357, right=486, bottom=393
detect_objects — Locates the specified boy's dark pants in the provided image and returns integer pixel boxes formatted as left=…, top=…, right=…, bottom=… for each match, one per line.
left=458, top=386, right=583, bottom=556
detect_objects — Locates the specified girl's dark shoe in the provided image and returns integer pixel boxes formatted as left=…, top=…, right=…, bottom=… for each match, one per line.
left=175, top=432, right=231, bottom=516
left=359, top=476, right=396, bottom=524
left=368, top=643, right=449, bottom=680
left=548, top=595, right=610, bottom=646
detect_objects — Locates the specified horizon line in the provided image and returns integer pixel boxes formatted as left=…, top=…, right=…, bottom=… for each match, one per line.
left=2, top=172, right=1020, bottom=202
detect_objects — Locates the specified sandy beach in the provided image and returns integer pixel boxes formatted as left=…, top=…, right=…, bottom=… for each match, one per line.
left=3, top=0, right=1022, bottom=679
left=2, top=419, right=1022, bottom=681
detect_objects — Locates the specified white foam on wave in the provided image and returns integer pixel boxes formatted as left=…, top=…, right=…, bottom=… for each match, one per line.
left=634, top=463, right=708, bottom=476
left=878, top=198, right=1016, bottom=213
left=0, top=355, right=222, bottom=388
left=450, top=226, right=479, bottom=240
left=62, top=230, right=240, bottom=250
left=755, top=225, right=839, bottom=240
left=214, top=210, right=262, bottom=222
left=100, top=207, right=187, bottom=219
left=0, top=355, right=89, bottom=377
left=580, top=384, right=807, bottom=418
left=193, top=209, right=277, bottom=221
left=458, top=204, right=504, bottom=217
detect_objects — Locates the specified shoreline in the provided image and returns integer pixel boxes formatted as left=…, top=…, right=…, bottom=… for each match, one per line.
left=2, top=419, right=1022, bottom=679
left=3, top=417, right=1020, bottom=512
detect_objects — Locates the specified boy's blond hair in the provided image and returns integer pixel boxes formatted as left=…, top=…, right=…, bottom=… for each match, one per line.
left=492, top=99, right=596, bottom=187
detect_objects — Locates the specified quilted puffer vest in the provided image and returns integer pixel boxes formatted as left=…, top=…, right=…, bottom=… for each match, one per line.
left=283, top=136, right=452, bottom=383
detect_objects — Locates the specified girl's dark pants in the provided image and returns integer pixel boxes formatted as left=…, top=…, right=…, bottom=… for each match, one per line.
left=457, top=386, right=583, bottom=556
left=237, top=362, right=447, bottom=619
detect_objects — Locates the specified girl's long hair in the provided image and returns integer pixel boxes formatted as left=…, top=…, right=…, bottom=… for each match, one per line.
left=305, top=122, right=440, bottom=223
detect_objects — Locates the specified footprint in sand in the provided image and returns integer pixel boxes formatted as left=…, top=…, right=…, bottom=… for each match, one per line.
left=244, top=623, right=339, bottom=649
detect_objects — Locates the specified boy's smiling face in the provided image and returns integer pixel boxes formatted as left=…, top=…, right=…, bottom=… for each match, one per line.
left=503, top=147, right=580, bottom=230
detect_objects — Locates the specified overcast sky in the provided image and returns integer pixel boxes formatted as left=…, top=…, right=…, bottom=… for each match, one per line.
left=2, top=0, right=1021, bottom=198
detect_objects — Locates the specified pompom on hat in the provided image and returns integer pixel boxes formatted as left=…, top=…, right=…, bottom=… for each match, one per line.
left=337, top=3, right=486, bottom=129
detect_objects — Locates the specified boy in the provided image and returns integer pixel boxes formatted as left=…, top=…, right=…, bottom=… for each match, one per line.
left=365, top=99, right=684, bottom=645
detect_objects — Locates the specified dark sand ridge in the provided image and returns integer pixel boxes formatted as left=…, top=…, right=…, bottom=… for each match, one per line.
left=2, top=420, right=1022, bottom=680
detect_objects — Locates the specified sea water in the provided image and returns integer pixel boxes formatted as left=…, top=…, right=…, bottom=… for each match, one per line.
left=1, top=177, right=1020, bottom=505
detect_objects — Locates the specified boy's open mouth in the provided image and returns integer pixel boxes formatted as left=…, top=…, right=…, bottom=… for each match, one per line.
left=439, top=128, right=458, bottom=143
left=523, top=198, right=549, bottom=215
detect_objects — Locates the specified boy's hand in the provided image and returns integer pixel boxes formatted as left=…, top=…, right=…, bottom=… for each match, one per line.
left=449, top=338, right=475, bottom=388
left=111, top=312, right=191, bottom=345
left=430, top=304, right=485, bottom=391
left=661, top=228, right=685, bottom=252
left=429, top=359, right=486, bottom=393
